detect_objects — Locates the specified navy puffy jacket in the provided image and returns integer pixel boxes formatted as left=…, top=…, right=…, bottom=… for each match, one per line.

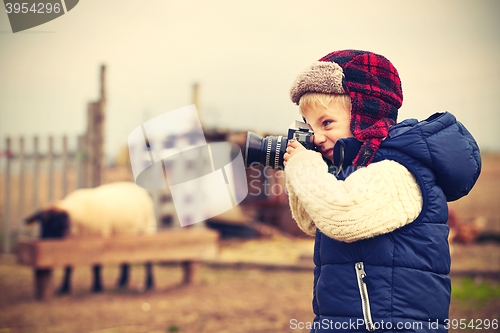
left=311, top=112, right=481, bottom=332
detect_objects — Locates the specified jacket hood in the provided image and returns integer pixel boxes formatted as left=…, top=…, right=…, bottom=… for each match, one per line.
left=382, top=112, right=481, bottom=201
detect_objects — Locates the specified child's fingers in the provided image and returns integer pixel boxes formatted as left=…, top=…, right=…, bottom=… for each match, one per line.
left=283, top=152, right=290, bottom=167
left=287, top=139, right=299, bottom=148
left=288, top=140, right=307, bottom=152
left=284, top=140, right=309, bottom=168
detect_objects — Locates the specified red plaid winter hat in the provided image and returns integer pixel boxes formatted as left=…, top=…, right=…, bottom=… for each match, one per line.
left=290, top=50, right=403, bottom=166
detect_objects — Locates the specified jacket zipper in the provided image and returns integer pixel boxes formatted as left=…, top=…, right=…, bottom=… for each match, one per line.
left=355, top=262, right=375, bottom=331
left=314, top=273, right=321, bottom=333
left=334, top=144, right=345, bottom=177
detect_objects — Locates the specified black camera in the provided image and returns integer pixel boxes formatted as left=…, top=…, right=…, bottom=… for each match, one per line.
left=244, top=121, right=316, bottom=169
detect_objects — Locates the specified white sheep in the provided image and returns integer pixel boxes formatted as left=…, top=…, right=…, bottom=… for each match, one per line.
left=25, top=181, right=157, bottom=294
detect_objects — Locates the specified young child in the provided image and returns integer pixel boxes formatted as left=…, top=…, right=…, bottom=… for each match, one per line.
left=283, top=50, right=481, bottom=332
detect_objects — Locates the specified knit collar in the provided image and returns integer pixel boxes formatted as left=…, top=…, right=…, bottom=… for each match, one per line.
left=327, top=138, right=362, bottom=177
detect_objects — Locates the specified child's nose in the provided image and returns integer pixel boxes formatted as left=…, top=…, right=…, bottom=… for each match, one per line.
left=313, top=133, right=326, bottom=146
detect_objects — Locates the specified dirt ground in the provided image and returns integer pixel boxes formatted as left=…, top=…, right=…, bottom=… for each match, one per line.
left=0, top=238, right=499, bottom=333
left=0, top=255, right=311, bottom=333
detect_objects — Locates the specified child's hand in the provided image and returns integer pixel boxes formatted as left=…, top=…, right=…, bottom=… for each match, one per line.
left=283, top=139, right=307, bottom=167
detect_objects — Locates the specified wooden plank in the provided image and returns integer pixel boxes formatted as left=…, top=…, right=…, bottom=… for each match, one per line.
left=17, top=229, right=219, bottom=268
left=32, top=136, right=39, bottom=211
left=18, top=137, right=26, bottom=232
left=76, top=135, right=85, bottom=189
left=3, top=137, right=12, bottom=253
left=48, top=136, right=54, bottom=202
left=62, top=135, right=68, bottom=197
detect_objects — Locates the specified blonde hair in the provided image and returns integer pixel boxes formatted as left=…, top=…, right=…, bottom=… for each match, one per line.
left=299, top=93, right=351, bottom=116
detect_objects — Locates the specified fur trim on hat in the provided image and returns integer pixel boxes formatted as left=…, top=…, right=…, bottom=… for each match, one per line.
left=290, top=61, right=346, bottom=105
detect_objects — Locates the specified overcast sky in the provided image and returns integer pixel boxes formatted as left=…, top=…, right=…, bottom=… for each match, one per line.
left=1, top=0, right=499, bottom=159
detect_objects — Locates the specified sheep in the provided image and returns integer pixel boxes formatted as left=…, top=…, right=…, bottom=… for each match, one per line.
left=25, top=181, right=157, bottom=294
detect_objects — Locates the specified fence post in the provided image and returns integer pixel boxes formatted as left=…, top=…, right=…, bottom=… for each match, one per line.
left=77, top=135, right=85, bottom=189
left=48, top=136, right=54, bottom=203
left=84, top=65, right=106, bottom=189
left=62, top=135, right=68, bottom=197
left=18, top=137, right=25, bottom=233
left=3, top=137, right=12, bottom=253
left=32, top=136, right=39, bottom=212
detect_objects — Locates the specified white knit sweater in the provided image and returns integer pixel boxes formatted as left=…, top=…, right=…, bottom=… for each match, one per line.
left=285, top=150, right=423, bottom=242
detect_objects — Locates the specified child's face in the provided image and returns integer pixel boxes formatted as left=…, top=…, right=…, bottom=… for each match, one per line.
left=302, top=100, right=353, bottom=161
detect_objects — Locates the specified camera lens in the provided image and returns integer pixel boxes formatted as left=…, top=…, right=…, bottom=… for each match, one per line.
left=244, top=132, right=288, bottom=169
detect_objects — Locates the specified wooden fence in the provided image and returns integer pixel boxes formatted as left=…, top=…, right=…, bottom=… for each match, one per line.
left=0, top=135, right=88, bottom=253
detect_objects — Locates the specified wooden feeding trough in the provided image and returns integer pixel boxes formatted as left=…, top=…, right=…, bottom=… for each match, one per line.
left=17, top=228, right=219, bottom=300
